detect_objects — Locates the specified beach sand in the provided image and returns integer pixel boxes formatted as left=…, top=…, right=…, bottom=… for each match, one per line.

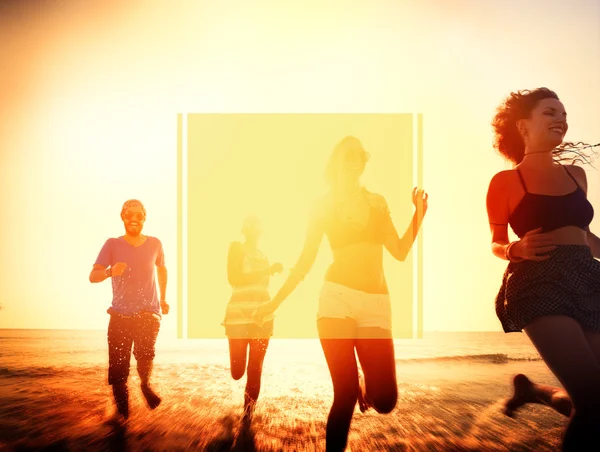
left=0, top=337, right=565, bottom=452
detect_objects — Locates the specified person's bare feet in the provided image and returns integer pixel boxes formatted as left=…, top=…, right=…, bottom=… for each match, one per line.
left=112, top=381, right=130, bottom=419
left=141, top=384, right=162, bottom=410
left=241, top=400, right=256, bottom=426
left=503, top=374, right=537, bottom=417
left=105, top=411, right=129, bottom=429
left=357, top=369, right=371, bottom=413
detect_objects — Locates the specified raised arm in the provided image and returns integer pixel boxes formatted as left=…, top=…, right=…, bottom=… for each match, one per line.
left=567, top=165, right=600, bottom=258
left=381, top=188, right=428, bottom=262
left=227, top=241, right=271, bottom=287
left=89, top=264, right=111, bottom=283
left=90, top=239, right=114, bottom=283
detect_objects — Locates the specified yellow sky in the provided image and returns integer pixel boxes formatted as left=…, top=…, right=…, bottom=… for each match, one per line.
left=0, top=0, right=598, bottom=333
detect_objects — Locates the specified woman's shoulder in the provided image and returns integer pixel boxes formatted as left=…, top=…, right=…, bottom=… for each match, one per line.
left=488, top=169, right=517, bottom=189
left=363, top=189, right=387, bottom=207
left=562, top=163, right=586, bottom=178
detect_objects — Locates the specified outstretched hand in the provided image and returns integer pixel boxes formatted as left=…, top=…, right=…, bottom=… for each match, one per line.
left=412, top=187, right=428, bottom=215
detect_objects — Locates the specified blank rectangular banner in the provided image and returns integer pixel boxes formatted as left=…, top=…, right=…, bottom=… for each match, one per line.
left=178, top=113, right=423, bottom=339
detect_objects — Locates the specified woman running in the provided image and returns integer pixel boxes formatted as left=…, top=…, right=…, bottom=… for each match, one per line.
left=486, top=87, right=600, bottom=451
left=254, top=136, right=427, bottom=452
left=223, top=216, right=283, bottom=422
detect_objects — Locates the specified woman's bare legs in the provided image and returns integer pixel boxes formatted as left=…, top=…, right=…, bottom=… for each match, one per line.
left=523, top=316, right=600, bottom=451
left=504, top=373, right=572, bottom=418
left=228, top=337, right=270, bottom=420
left=318, top=319, right=398, bottom=452
left=504, top=327, right=600, bottom=418
left=318, top=318, right=359, bottom=452
left=355, top=328, right=398, bottom=415
left=243, top=338, right=269, bottom=420
left=229, top=338, right=249, bottom=381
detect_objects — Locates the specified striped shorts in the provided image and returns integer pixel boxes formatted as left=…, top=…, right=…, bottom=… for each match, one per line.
left=222, top=289, right=274, bottom=339
left=495, top=245, right=600, bottom=333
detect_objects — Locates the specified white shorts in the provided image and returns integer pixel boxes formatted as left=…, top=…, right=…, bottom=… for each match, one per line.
left=317, top=281, right=392, bottom=331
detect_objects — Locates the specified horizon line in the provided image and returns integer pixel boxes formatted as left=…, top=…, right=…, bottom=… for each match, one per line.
left=0, top=327, right=504, bottom=334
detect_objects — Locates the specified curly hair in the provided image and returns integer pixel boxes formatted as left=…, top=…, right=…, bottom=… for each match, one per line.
left=492, top=88, right=597, bottom=166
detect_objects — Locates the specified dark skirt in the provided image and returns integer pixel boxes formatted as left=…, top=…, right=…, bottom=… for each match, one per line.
left=495, top=245, right=600, bottom=333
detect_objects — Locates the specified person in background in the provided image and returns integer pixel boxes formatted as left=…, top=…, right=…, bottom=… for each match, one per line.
left=223, top=216, right=283, bottom=422
left=89, top=199, right=169, bottom=422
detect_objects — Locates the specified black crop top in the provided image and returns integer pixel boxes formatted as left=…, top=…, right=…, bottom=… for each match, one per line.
left=323, top=190, right=389, bottom=250
left=508, top=166, right=594, bottom=239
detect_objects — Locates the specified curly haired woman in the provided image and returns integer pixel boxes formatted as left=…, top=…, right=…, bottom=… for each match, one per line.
left=486, top=87, right=600, bottom=451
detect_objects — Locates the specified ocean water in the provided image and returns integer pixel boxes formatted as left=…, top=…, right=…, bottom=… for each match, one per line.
left=0, top=330, right=544, bottom=397
left=0, top=329, right=543, bottom=369
left=0, top=330, right=564, bottom=451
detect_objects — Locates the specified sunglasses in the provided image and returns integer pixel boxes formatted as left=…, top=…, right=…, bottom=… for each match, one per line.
left=124, top=212, right=145, bottom=221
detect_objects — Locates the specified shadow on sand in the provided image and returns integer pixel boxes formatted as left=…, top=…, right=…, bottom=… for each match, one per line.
left=204, top=414, right=258, bottom=452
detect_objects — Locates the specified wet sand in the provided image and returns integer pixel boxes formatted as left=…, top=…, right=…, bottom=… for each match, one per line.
left=0, top=358, right=565, bottom=451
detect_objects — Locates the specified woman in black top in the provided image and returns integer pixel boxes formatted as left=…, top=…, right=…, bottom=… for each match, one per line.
left=486, top=87, right=600, bottom=451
